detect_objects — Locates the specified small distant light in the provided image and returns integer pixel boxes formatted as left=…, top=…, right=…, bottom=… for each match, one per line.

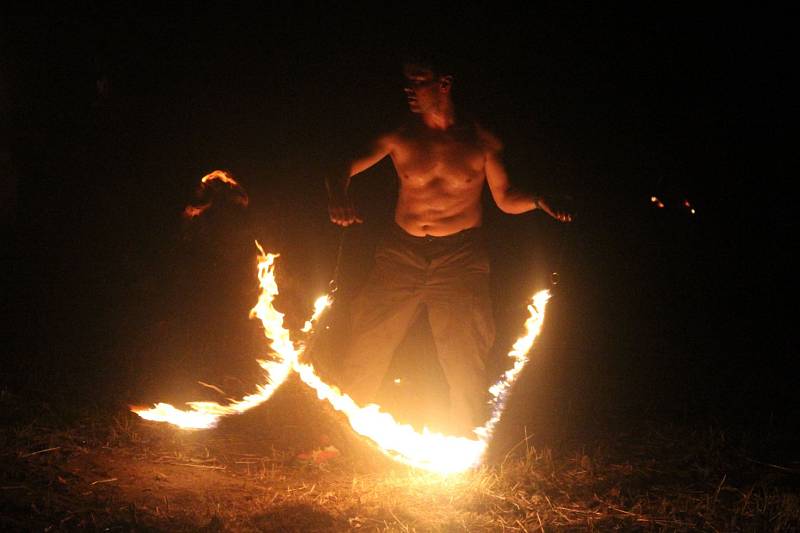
left=657, top=201, right=665, bottom=208
left=683, top=199, right=692, bottom=208
left=393, top=378, right=402, bottom=384
left=690, top=209, right=696, bottom=215
left=650, top=196, right=658, bottom=203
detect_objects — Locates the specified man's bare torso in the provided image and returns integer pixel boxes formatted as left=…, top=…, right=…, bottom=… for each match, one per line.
left=387, top=121, right=492, bottom=237
left=328, top=62, right=568, bottom=233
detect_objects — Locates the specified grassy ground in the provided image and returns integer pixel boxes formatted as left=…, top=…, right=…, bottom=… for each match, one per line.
left=2, top=380, right=799, bottom=532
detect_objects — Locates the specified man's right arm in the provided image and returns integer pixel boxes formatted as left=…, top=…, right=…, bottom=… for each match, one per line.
left=327, top=135, right=393, bottom=226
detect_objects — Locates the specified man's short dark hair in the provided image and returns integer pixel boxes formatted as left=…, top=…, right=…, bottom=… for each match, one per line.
left=399, top=47, right=457, bottom=78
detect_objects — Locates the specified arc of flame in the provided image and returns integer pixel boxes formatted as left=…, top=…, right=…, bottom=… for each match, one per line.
left=133, top=243, right=550, bottom=474
left=183, top=170, right=249, bottom=218
left=201, top=170, right=241, bottom=187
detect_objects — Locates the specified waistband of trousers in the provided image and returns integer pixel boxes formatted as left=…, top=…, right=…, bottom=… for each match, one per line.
left=389, top=221, right=483, bottom=244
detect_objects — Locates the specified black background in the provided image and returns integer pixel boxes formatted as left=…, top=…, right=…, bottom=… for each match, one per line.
left=2, top=5, right=794, bottom=436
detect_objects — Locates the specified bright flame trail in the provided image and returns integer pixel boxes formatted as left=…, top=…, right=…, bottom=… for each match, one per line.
left=133, top=243, right=550, bottom=473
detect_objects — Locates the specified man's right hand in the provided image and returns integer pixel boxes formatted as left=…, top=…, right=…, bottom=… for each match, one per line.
left=328, top=194, right=364, bottom=226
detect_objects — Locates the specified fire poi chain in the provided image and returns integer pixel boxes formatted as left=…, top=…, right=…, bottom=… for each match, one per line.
left=133, top=243, right=550, bottom=474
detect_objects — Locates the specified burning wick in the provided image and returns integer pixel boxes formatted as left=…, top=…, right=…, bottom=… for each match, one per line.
left=133, top=243, right=551, bottom=474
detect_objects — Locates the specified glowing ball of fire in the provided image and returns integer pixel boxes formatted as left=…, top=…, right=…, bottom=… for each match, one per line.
left=133, top=243, right=550, bottom=474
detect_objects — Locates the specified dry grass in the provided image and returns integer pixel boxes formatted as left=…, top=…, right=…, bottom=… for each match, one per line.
left=1, top=387, right=799, bottom=532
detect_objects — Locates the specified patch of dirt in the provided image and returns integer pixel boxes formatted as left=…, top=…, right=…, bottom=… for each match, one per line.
left=0, top=381, right=395, bottom=531
left=2, top=382, right=800, bottom=532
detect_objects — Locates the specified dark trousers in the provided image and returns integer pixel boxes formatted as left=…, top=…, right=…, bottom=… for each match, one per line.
left=340, top=224, right=495, bottom=433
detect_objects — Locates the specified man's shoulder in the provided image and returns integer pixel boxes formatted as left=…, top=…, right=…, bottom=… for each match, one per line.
left=445, top=111, right=503, bottom=152
left=378, top=121, right=429, bottom=151
left=373, top=122, right=410, bottom=147
left=472, top=121, right=503, bottom=153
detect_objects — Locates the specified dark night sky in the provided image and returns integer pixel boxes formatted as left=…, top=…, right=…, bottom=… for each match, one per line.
left=2, top=6, right=795, bottom=426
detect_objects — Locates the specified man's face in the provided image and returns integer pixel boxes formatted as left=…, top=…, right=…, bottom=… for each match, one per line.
left=403, top=63, right=450, bottom=114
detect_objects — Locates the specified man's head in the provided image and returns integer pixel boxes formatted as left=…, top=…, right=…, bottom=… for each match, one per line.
left=401, top=53, right=455, bottom=115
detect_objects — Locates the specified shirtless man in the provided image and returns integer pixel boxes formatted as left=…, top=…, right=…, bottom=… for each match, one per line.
left=327, top=59, right=571, bottom=435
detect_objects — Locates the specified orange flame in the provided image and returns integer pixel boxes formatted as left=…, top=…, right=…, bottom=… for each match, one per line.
left=201, top=170, right=241, bottom=188
left=133, top=244, right=550, bottom=473
left=183, top=170, right=249, bottom=218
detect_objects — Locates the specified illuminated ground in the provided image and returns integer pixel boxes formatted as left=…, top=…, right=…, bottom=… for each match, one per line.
left=2, top=378, right=798, bottom=532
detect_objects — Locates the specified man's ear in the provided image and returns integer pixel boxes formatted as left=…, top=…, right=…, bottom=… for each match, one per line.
left=440, top=75, right=454, bottom=93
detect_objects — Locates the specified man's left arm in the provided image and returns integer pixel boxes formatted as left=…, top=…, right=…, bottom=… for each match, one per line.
left=483, top=133, right=572, bottom=223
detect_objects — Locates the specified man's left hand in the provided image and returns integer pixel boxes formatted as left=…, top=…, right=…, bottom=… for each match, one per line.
left=538, top=198, right=573, bottom=223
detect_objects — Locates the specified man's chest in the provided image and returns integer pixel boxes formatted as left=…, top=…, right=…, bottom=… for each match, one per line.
left=391, top=132, right=486, bottom=181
